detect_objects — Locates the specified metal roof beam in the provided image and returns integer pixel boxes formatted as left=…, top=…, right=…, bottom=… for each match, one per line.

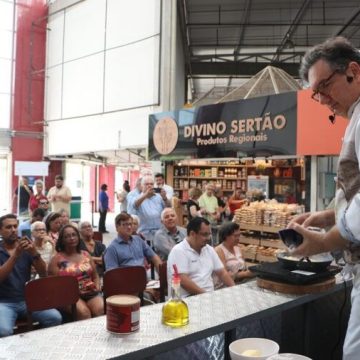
left=190, top=61, right=300, bottom=77
left=272, top=0, right=313, bottom=61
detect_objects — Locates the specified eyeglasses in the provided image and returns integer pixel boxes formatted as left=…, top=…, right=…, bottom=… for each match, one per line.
left=39, top=201, right=48, bottom=205
left=34, top=228, right=46, bottom=232
left=198, top=232, right=211, bottom=238
left=311, top=70, right=340, bottom=102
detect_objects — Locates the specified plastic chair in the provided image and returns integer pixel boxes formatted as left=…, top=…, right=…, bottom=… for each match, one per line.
left=159, top=261, right=168, bottom=303
left=103, top=266, right=147, bottom=308
left=25, top=276, right=80, bottom=329
left=93, top=231, right=103, bottom=243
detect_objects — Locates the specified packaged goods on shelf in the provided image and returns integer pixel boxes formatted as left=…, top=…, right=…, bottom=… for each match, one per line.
left=234, top=201, right=304, bottom=228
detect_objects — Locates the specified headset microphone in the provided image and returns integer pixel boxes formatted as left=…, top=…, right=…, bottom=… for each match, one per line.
left=329, top=113, right=336, bottom=124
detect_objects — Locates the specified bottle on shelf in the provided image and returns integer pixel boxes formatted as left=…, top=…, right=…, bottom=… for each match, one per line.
left=162, top=264, right=189, bottom=328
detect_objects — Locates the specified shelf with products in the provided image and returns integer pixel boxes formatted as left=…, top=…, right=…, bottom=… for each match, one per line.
left=235, top=203, right=303, bottom=262
left=172, top=164, right=248, bottom=201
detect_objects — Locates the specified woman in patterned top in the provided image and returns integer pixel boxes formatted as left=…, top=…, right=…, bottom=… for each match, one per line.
left=44, top=212, right=62, bottom=245
left=213, top=222, right=254, bottom=289
left=48, top=224, right=104, bottom=320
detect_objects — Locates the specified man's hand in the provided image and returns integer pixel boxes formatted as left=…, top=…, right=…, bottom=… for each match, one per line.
left=19, top=237, right=38, bottom=257
left=288, top=224, right=326, bottom=257
left=160, top=188, right=167, bottom=201
left=287, top=209, right=335, bottom=229
left=145, top=188, right=155, bottom=198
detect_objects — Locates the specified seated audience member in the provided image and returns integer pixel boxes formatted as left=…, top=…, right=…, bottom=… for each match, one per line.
left=18, top=208, right=46, bottom=237
left=167, top=217, right=235, bottom=298
left=186, top=187, right=205, bottom=221
left=79, top=221, right=106, bottom=276
left=29, top=179, right=48, bottom=213
left=48, top=224, right=103, bottom=320
left=45, top=212, right=62, bottom=245
left=131, top=215, right=145, bottom=240
left=0, top=214, right=62, bottom=337
left=154, top=208, right=186, bottom=260
left=31, top=221, right=55, bottom=269
left=104, top=213, right=162, bottom=272
left=213, top=222, right=253, bottom=289
left=59, top=208, right=70, bottom=226
left=133, top=175, right=170, bottom=245
left=38, top=198, right=50, bottom=216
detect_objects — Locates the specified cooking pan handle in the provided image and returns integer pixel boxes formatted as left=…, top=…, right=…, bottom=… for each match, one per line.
left=296, top=257, right=312, bottom=268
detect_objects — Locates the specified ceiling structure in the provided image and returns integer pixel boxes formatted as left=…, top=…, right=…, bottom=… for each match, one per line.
left=177, top=0, right=360, bottom=100
left=192, top=65, right=301, bottom=106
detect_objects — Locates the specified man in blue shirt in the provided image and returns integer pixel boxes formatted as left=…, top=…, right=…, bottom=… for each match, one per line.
left=98, top=183, right=109, bottom=233
left=133, top=175, right=171, bottom=246
left=17, top=208, right=46, bottom=237
left=0, top=214, right=62, bottom=337
left=104, top=212, right=162, bottom=273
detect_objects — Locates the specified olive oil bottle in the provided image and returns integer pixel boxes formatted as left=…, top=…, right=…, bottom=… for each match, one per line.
left=162, top=267, right=189, bottom=327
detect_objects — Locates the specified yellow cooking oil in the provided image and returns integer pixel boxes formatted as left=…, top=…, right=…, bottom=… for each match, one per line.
left=162, top=274, right=189, bottom=327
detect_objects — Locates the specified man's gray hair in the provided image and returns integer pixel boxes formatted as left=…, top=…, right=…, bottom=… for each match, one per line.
left=31, top=221, right=45, bottom=233
left=78, top=221, right=92, bottom=229
left=141, top=175, right=154, bottom=186
left=160, top=207, right=176, bottom=221
left=299, top=36, right=360, bottom=83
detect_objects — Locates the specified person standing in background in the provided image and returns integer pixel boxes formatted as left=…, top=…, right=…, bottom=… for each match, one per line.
left=228, top=188, right=248, bottom=220
left=127, top=178, right=142, bottom=214
left=29, top=179, right=47, bottom=214
left=116, top=180, right=130, bottom=213
left=154, top=173, right=174, bottom=201
left=187, top=187, right=205, bottom=221
left=98, top=184, right=109, bottom=233
left=47, top=175, right=72, bottom=214
left=13, top=176, right=33, bottom=216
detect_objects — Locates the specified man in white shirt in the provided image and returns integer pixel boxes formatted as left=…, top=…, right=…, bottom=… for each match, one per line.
left=167, top=217, right=235, bottom=297
left=154, top=173, right=174, bottom=201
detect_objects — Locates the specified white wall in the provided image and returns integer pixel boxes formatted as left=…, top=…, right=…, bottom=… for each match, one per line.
left=0, top=155, right=11, bottom=215
left=44, top=0, right=162, bottom=155
left=0, top=0, right=14, bottom=129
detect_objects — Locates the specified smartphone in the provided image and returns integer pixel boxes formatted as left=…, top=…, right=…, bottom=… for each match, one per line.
left=153, top=187, right=161, bottom=194
left=21, top=229, right=32, bottom=239
left=278, top=228, right=303, bottom=248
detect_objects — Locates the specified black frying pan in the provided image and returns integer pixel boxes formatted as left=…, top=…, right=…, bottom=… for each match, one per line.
left=277, top=252, right=333, bottom=272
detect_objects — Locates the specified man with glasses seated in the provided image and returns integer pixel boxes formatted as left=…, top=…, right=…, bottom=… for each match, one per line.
left=104, top=213, right=162, bottom=273
left=167, top=217, right=235, bottom=298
